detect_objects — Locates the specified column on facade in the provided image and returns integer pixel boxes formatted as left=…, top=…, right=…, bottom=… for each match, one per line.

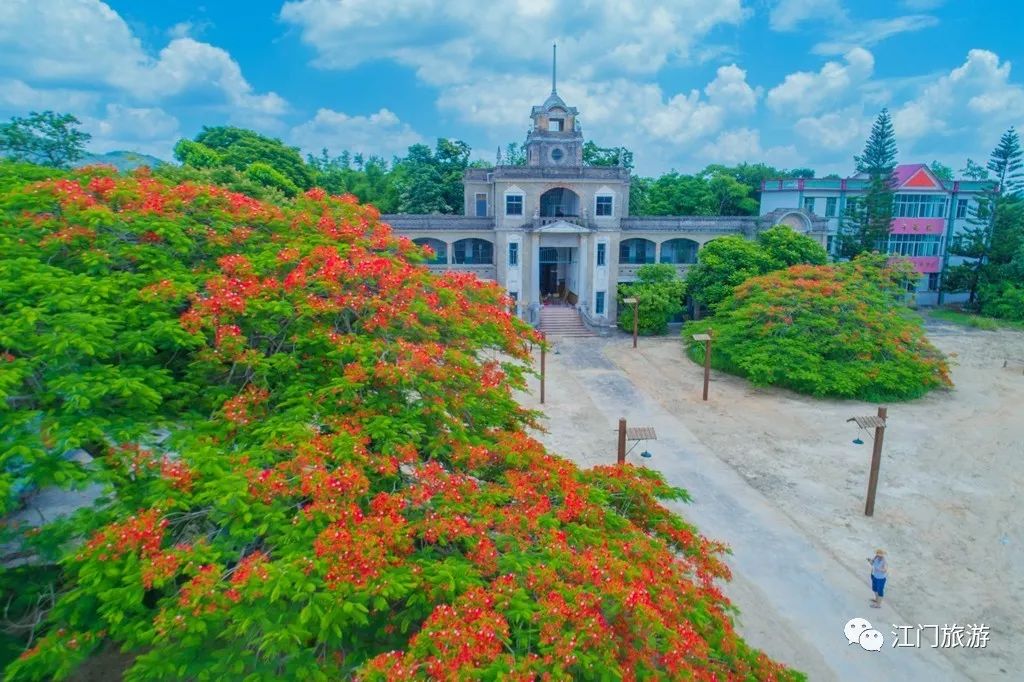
left=577, top=233, right=590, bottom=311
left=529, top=233, right=541, bottom=307
left=654, top=240, right=661, bottom=264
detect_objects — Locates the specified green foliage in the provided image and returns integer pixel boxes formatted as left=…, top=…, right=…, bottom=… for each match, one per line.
left=946, top=129, right=1024, bottom=309
left=686, top=237, right=771, bottom=311
left=630, top=164, right=812, bottom=217
left=684, top=255, right=951, bottom=401
left=0, top=160, right=68, bottom=193
left=244, top=161, right=300, bottom=197
left=929, top=307, right=1024, bottom=330
left=172, top=139, right=222, bottom=169
left=685, top=236, right=772, bottom=312
left=839, top=109, right=898, bottom=258
left=0, top=111, right=91, bottom=168
left=929, top=161, right=954, bottom=182
left=0, top=169, right=798, bottom=681
left=617, top=264, right=686, bottom=335
left=583, top=141, right=632, bottom=169
left=191, top=126, right=315, bottom=190
left=757, top=225, right=829, bottom=269
left=501, top=142, right=526, bottom=166
left=979, top=282, right=1024, bottom=321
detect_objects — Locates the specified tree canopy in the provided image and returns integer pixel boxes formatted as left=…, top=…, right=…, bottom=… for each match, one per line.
left=685, top=226, right=827, bottom=312
left=0, top=111, right=92, bottom=168
left=0, top=165, right=796, bottom=681
left=685, top=255, right=951, bottom=401
left=839, top=109, right=898, bottom=258
left=616, top=264, right=686, bottom=335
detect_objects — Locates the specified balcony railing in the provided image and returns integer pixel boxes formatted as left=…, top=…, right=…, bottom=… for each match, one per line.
left=617, top=263, right=692, bottom=280
left=425, top=263, right=497, bottom=280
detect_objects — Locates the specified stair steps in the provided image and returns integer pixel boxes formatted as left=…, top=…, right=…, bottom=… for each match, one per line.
left=537, top=306, right=595, bottom=338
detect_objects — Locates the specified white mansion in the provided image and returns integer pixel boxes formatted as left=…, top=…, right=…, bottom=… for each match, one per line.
left=383, top=59, right=829, bottom=328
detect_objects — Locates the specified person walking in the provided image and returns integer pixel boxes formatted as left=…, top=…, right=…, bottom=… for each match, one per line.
left=867, top=549, right=888, bottom=608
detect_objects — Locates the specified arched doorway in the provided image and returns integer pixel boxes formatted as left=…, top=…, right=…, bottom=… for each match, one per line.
left=540, top=188, right=580, bottom=218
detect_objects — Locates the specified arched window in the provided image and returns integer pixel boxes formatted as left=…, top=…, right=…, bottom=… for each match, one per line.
left=619, top=238, right=656, bottom=264
left=539, top=188, right=580, bottom=218
left=453, top=238, right=493, bottom=265
left=659, top=238, right=699, bottom=264
left=412, top=238, right=447, bottom=265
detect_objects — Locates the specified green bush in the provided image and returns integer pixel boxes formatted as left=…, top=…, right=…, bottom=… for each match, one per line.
left=244, top=161, right=300, bottom=197
left=617, top=263, right=686, bottom=335
left=979, top=282, right=1024, bottom=321
left=683, top=255, right=951, bottom=401
left=685, top=226, right=827, bottom=313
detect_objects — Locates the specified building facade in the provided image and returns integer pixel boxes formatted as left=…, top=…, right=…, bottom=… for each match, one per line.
left=383, top=73, right=827, bottom=327
left=760, top=165, right=988, bottom=305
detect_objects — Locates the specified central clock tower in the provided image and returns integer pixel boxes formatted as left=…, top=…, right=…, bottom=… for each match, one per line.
left=525, top=44, right=583, bottom=167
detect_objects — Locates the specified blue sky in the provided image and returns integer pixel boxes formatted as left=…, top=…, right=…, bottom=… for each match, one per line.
left=1, top=0, right=1022, bottom=176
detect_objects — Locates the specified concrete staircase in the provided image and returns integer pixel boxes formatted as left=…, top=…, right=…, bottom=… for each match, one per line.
left=538, top=306, right=595, bottom=338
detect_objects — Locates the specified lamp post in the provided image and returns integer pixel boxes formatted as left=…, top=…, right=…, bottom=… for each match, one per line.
left=847, top=407, right=888, bottom=516
left=692, top=331, right=712, bottom=401
left=623, top=297, right=638, bottom=348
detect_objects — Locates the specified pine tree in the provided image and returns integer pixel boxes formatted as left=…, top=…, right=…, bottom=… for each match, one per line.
left=838, top=109, right=898, bottom=258
left=945, top=128, right=1024, bottom=305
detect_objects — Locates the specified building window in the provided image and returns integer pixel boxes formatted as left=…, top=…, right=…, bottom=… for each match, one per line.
left=548, top=118, right=564, bottom=132
left=956, top=199, right=968, bottom=218
left=505, top=194, right=523, bottom=216
left=825, top=197, right=838, bottom=217
left=803, top=197, right=815, bottom=213
left=508, top=242, right=519, bottom=266
left=475, top=193, right=487, bottom=217
left=619, top=238, right=656, bottom=264
left=928, top=273, right=940, bottom=291
left=453, top=238, right=493, bottom=264
left=885, top=234, right=942, bottom=257
left=595, top=291, right=605, bottom=315
left=596, top=195, right=613, bottom=217
left=413, top=238, right=447, bottom=265
left=596, top=242, right=606, bottom=266
left=893, top=194, right=947, bottom=218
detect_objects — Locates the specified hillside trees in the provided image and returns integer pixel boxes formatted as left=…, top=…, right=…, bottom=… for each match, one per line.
left=0, top=111, right=92, bottom=168
left=0, top=168, right=797, bottom=681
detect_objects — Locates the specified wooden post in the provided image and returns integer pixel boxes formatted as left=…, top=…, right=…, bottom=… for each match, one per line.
left=702, top=331, right=712, bottom=401
left=623, top=297, right=638, bottom=349
left=864, top=407, right=887, bottom=517
left=617, top=418, right=627, bottom=465
left=632, top=303, right=638, bottom=349
left=540, top=332, right=546, bottom=405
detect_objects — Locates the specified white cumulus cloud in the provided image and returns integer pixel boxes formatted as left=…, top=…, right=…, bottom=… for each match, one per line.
left=767, top=47, right=874, bottom=116
left=290, top=108, right=423, bottom=160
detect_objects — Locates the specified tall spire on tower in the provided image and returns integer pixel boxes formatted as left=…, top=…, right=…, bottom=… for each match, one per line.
left=551, top=43, right=557, bottom=94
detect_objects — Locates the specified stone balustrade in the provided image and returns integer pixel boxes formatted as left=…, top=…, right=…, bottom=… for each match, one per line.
left=617, top=263, right=692, bottom=280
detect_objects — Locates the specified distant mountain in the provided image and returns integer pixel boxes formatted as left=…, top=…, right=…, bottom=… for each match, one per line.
left=74, top=150, right=168, bottom=171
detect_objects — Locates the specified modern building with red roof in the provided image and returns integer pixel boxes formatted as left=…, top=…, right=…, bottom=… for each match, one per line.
left=760, top=164, right=989, bottom=305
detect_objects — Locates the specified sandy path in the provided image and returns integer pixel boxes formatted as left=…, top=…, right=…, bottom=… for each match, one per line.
left=517, top=323, right=1022, bottom=680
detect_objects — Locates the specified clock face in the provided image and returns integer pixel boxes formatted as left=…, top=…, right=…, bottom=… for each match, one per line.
left=550, top=147, right=564, bottom=162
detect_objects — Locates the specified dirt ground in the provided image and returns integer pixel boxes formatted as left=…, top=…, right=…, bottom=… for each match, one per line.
left=518, top=319, right=1023, bottom=680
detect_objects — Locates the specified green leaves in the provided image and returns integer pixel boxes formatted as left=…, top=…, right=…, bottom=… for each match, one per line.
left=684, top=256, right=951, bottom=401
